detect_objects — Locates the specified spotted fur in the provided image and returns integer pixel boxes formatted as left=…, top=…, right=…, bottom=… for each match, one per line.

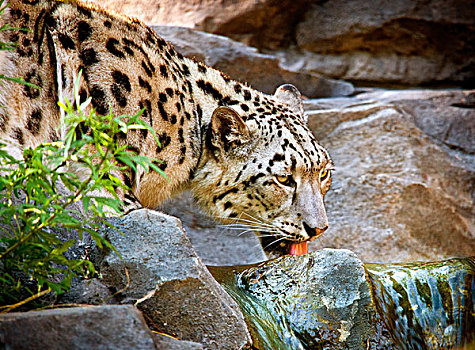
left=0, top=0, right=333, bottom=257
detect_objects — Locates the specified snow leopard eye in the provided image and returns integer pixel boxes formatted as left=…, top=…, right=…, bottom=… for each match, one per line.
left=275, top=174, right=293, bottom=187
left=320, top=169, right=330, bottom=181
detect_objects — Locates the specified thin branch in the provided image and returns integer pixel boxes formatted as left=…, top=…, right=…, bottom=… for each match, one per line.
left=0, top=288, right=52, bottom=314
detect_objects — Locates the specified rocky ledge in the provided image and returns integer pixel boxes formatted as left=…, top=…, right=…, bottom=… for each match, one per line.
left=1, top=210, right=473, bottom=349
left=1, top=1, right=473, bottom=347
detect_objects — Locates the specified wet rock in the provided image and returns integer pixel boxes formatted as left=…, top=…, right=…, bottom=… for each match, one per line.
left=212, top=251, right=474, bottom=349
left=0, top=305, right=156, bottom=350
left=159, top=191, right=266, bottom=266
left=211, top=249, right=395, bottom=349
left=306, top=89, right=475, bottom=262
left=366, top=257, right=475, bottom=349
left=99, top=209, right=252, bottom=349
left=152, top=26, right=354, bottom=98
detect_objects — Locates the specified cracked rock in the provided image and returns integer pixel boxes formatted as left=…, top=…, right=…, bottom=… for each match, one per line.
left=99, top=209, right=252, bottom=350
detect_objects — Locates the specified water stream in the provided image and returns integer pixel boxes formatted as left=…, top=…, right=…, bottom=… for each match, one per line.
left=366, top=257, right=475, bottom=349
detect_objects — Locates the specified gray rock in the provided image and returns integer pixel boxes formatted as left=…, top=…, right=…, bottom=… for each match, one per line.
left=159, top=191, right=266, bottom=266
left=306, top=89, right=475, bottom=262
left=0, top=305, right=156, bottom=350
left=152, top=26, right=353, bottom=98
left=100, top=209, right=252, bottom=349
left=288, top=0, right=474, bottom=86
left=153, top=333, right=204, bottom=350
left=58, top=278, right=113, bottom=305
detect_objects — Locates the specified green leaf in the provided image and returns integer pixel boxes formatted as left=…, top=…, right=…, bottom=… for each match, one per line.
left=82, top=196, right=91, bottom=214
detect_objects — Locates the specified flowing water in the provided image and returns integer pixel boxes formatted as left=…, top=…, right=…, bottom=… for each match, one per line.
left=366, top=257, right=475, bottom=350
left=209, top=254, right=475, bottom=350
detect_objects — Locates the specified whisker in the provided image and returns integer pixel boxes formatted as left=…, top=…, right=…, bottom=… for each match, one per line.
left=241, top=212, right=274, bottom=226
left=235, top=229, right=254, bottom=236
left=253, top=233, right=285, bottom=239
left=263, top=236, right=287, bottom=251
left=237, top=230, right=282, bottom=238
left=218, top=224, right=278, bottom=232
left=218, top=217, right=275, bottom=229
left=216, top=212, right=275, bottom=228
left=223, top=227, right=283, bottom=236
left=217, top=213, right=290, bottom=243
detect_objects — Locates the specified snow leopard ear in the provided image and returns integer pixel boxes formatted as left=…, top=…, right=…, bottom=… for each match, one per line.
left=209, top=106, right=250, bottom=157
left=274, top=84, right=307, bottom=123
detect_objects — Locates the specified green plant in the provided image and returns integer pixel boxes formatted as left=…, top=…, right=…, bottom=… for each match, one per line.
left=0, top=72, right=163, bottom=312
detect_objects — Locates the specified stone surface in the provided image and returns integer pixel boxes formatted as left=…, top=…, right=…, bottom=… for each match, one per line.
left=284, top=0, right=474, bottom=86
left=153, top=334, right=204, bottom=350
left=366, top=90, right=475, bottom=154
left=306, top=89, right=475, bottom=263
left=58, top=278, right=113, bottom=305
left=0, top=305, right=156, bottom=350
left=94, top=0, right=473, bottom=86
left=212, top=249, right=394, bottom=349
left=153, top=26, right=354, bottom=98
left=99, top=209, right=252, bottom=349
left=159, top=191, right=266, bottom=266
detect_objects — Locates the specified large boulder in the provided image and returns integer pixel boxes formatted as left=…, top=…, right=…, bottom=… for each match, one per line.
left=307, top=89, right=475, bottom=262
left=99, top=209, right=252, bottom=349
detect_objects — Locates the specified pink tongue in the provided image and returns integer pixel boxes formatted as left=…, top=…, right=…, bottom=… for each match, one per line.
left=289, top=242, right=308, bottom=255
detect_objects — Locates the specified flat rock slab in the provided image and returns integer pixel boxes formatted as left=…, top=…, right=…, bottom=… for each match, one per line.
left=0, top=305, right=156, bottom=350
left=100, top=209, right=251, bottom=349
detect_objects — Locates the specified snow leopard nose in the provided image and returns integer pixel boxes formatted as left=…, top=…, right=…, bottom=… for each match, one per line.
left=303, top=221, right=328, bottom=241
